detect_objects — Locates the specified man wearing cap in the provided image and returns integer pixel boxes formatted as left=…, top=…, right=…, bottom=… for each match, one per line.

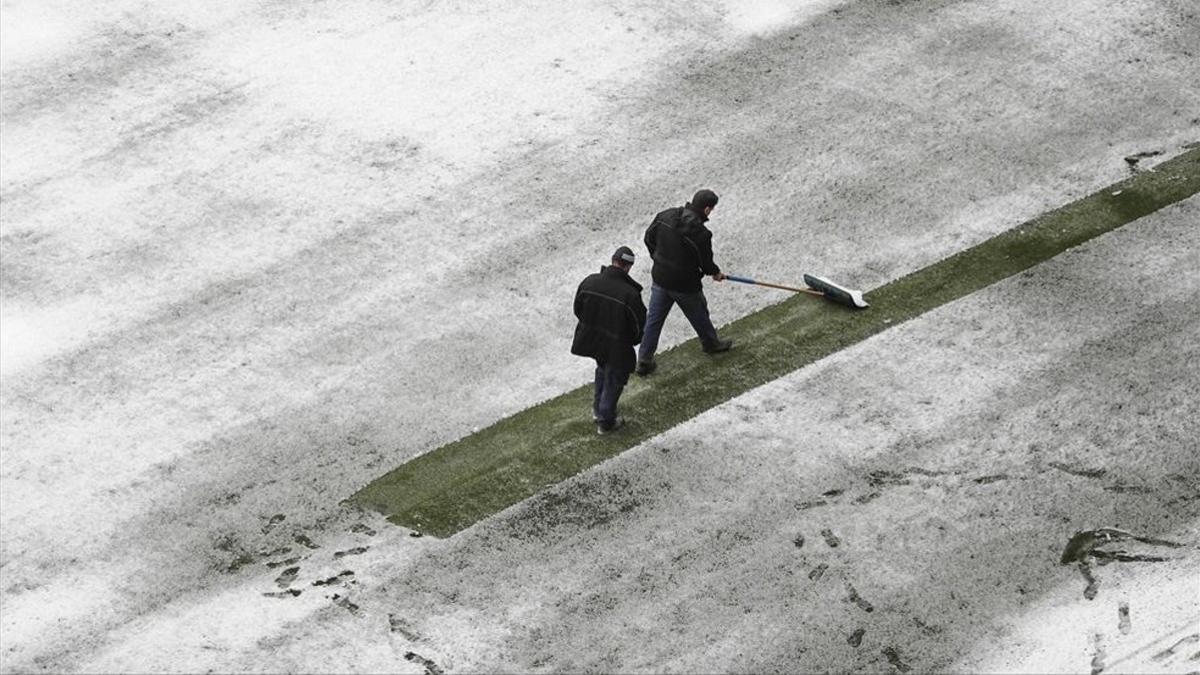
left=571, top=246, right=647, bottom=434
left=635, top=188, right=733, bottom=377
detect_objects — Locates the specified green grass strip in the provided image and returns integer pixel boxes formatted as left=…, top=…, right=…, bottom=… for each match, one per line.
left=351, top=148, right=1200, bottom=537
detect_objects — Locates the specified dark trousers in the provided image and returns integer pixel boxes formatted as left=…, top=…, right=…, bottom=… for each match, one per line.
left=637, top=283, right=720, bottom=362
left=593, top=360, right=631, bottom=426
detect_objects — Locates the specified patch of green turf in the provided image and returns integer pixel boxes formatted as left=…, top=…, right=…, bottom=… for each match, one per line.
left=351, top=148, right=1200, bottom=537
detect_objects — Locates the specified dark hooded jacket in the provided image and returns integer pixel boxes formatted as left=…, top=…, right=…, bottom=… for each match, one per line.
left=644, top=202, right=720, bottom=293
left=571, top=265, right=647, bottom=372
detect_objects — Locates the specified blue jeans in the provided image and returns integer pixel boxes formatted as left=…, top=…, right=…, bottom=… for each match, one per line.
left=637, top=283, right=720, bottom=362
left=593, top=361, right=631, bottom=426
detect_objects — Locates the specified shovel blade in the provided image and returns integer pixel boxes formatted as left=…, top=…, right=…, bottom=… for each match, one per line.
left=803, top=274, right=869, bottom=309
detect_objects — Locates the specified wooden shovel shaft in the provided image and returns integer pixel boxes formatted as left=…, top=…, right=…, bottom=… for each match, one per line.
left=749, top=279, right=826, bottom=297
left=726, top=275, right=825, bottom=297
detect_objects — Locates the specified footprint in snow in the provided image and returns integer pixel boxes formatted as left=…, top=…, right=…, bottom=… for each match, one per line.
left=821, top=529, right=841, bottom=547
left=332, top=593, right=362, bottom=616
left=912, top=617, right=942, bottom=636
left=1048, top=462, right=1106, bottom=479
left=1118, top=601, right=1131, bottom=635
left=867, top=470, right=910, bottom=487
left=846, top=583, right=874, bottom=612
left=1090, top=632, right=1106, bottom=675
left=258, top=546, right=292, bottom=558
left=334, top=546, right=370, bottom=558
left=389, top=614, right=424, bottom=642
left=294, top=534, right=320, bottom=550
left=848, top=628, right=865, bottom=647
left=882, top=646, right=911, bottom=672
left=313, top=571, right=356, bottom=586
left=404, top=651, right=445, bottom=675
left=262, top=514, right=286, bottom=534
left=274, top=566, right=299, bottom=588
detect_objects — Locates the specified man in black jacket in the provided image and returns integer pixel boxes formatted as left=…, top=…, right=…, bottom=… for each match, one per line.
left=571, top=246, right=647, bottom=433
left=635, top=188, right=732, bottom=376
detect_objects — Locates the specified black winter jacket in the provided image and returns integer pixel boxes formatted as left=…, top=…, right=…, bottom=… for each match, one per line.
left=571, top=266, right=647, bottom=372
left=644, top=203, right=721, bottom=293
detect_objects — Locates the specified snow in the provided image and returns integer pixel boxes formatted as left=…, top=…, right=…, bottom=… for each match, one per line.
left=0, top=2, right=84, bottom=70
left=2, top=0, right=1198, bottom=671
left=721, top=0, right=846, bottom=35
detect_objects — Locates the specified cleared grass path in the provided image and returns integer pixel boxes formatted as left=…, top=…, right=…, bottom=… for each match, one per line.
left=352, top=148, right=1200, bottom=537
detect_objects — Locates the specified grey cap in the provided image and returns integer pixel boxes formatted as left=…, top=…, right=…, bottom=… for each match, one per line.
left=613, top=246, right=636, bottom=264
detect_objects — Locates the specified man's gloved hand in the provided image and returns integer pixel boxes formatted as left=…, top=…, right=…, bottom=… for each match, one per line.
left=712, top=272, right=727, bottom=281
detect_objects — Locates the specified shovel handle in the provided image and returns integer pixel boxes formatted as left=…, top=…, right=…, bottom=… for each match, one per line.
left=726, top=274, right=825, bottom=298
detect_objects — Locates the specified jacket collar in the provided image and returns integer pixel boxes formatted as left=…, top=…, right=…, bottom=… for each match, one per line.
left=601, top=265, right=643, bottom=291
left=683, top=202, right=709, bottom=223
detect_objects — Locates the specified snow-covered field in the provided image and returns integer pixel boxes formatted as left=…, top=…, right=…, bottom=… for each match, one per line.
left=1, top=0, right=1197, bottom=672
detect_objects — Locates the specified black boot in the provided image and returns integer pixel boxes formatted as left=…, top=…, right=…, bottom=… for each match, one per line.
left=597, top=417, right=627, bottom=434
left=703, top=338, right=734, bottom=354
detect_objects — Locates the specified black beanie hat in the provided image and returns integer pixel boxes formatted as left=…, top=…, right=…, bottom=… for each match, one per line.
left=613, top=246, right=636, bottom=264
left=692, top=189, right=719, bottom=211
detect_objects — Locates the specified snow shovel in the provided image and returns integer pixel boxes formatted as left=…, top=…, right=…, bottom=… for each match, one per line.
left=726, top=273, right=869, bottom=309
